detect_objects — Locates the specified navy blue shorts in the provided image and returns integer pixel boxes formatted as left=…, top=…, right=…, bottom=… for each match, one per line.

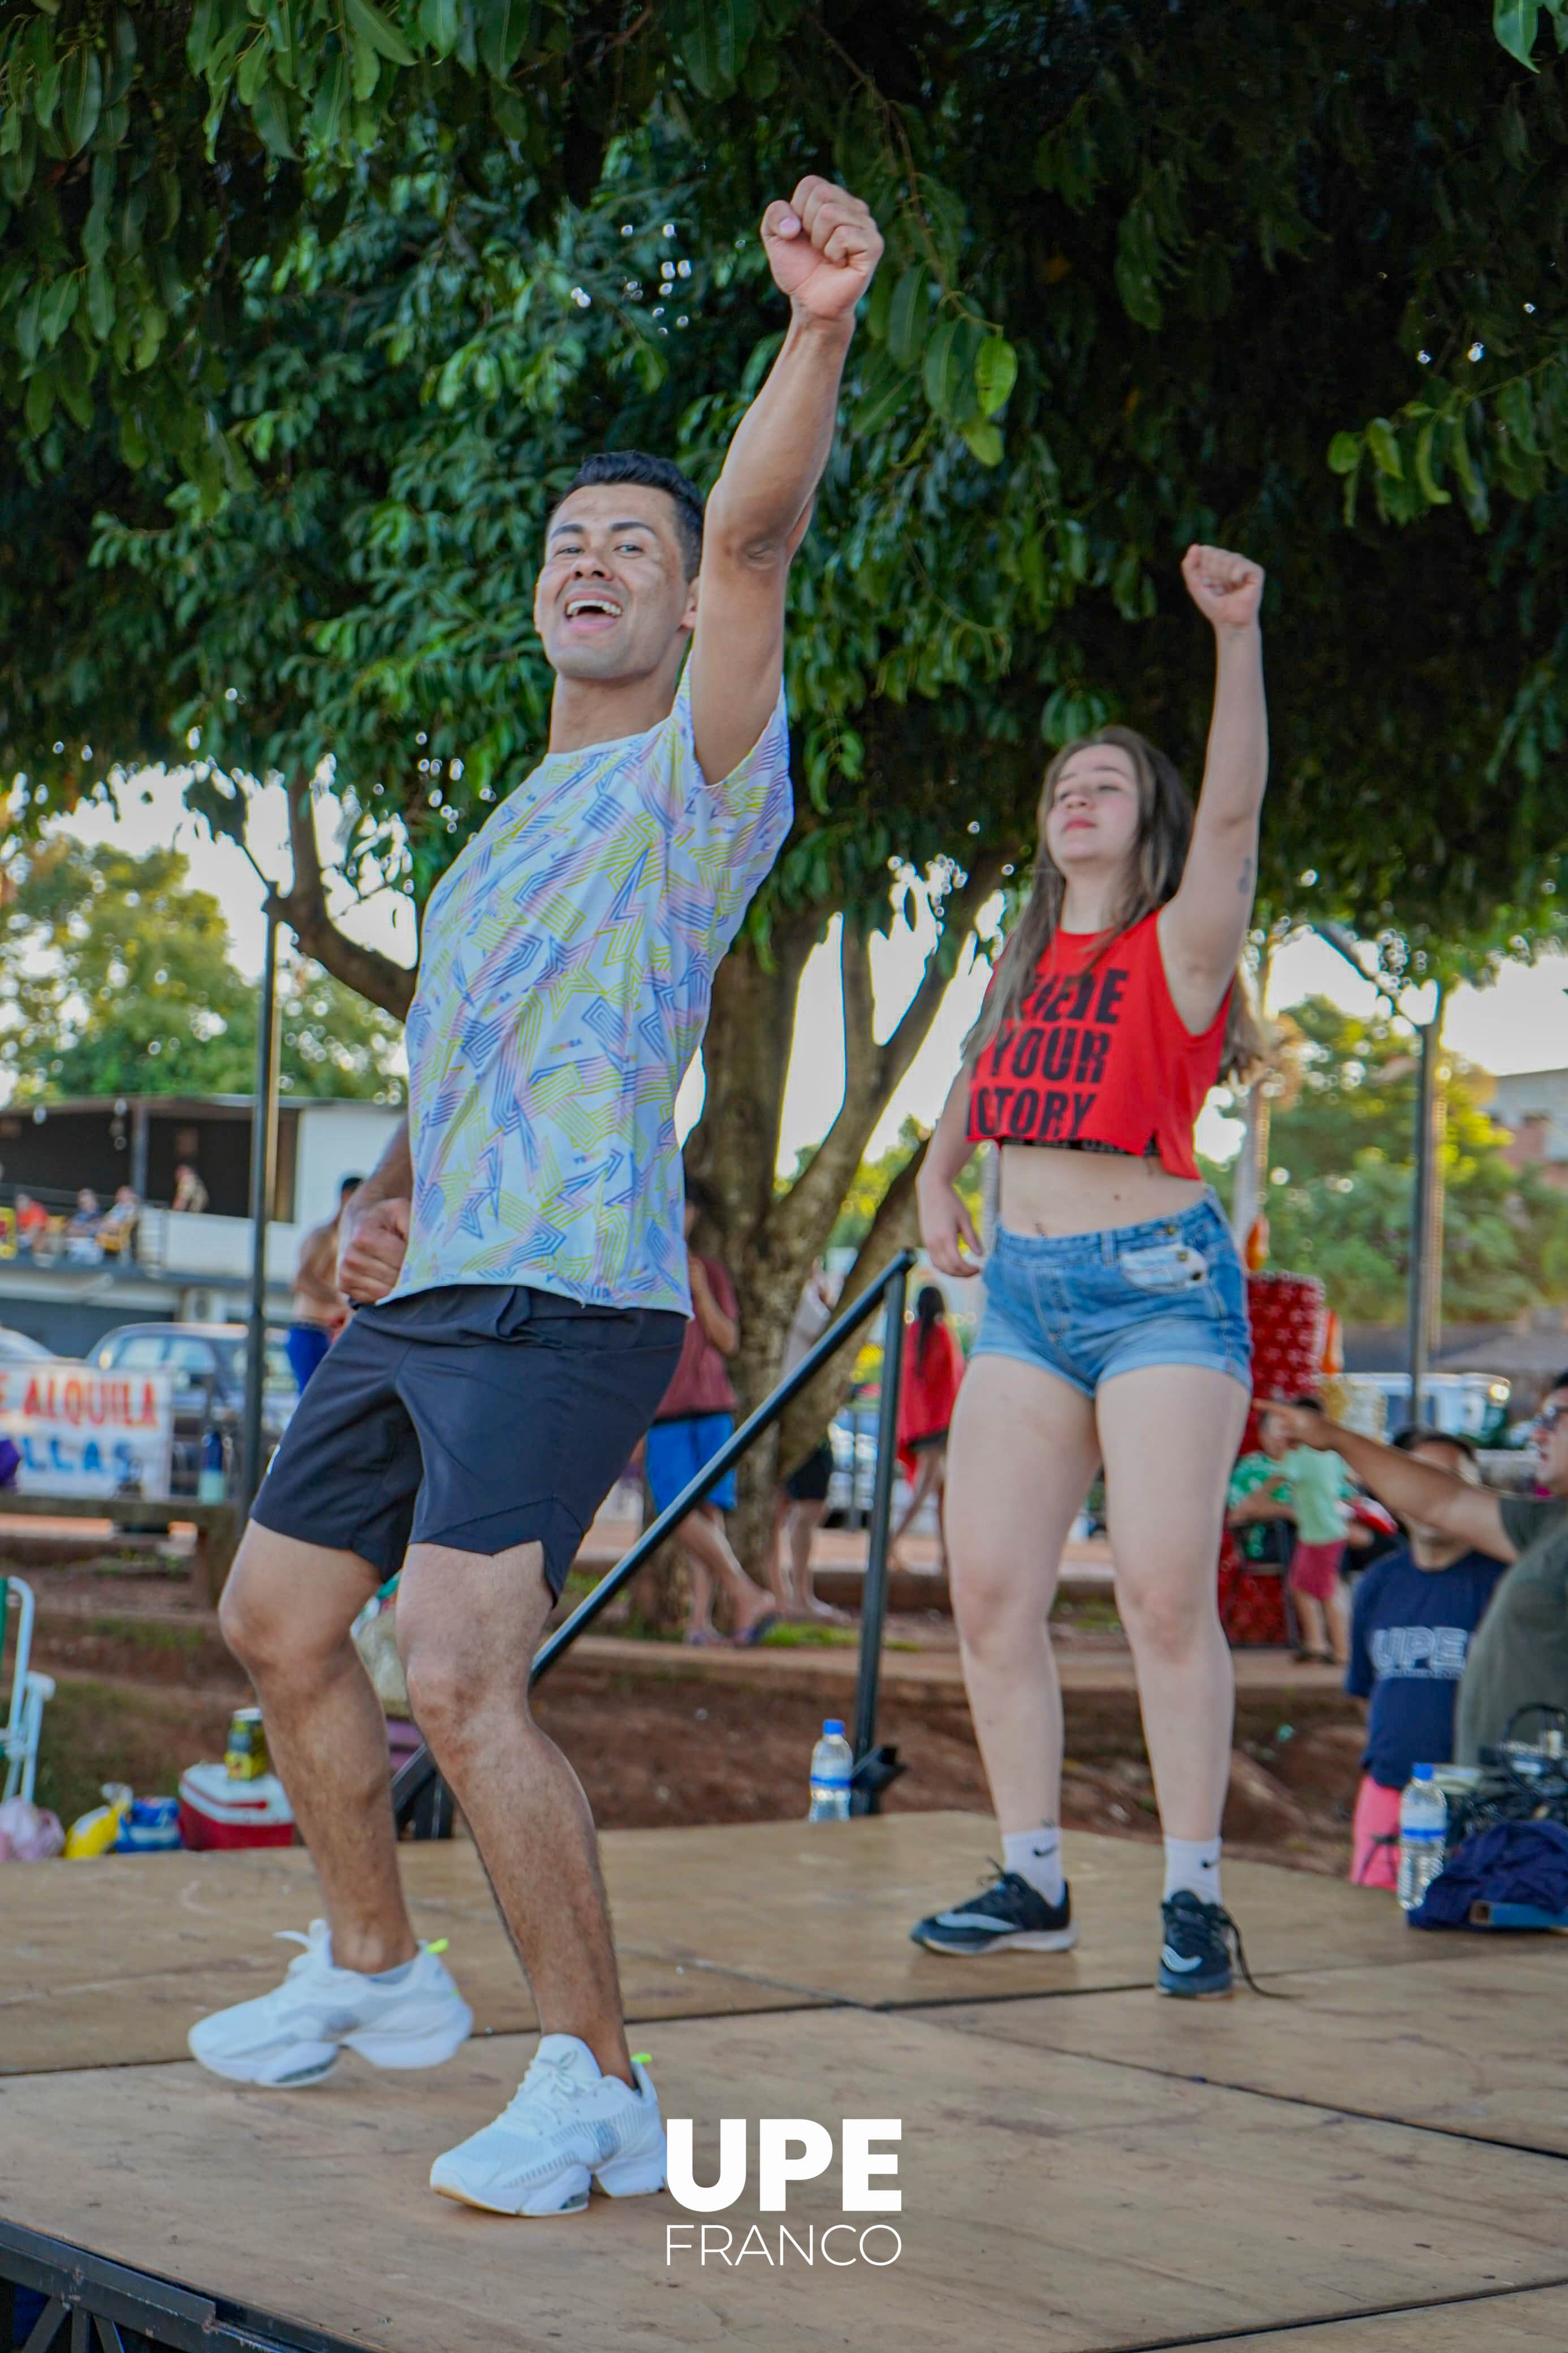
left=252, top=1285, right=684, bottom=1594
left=646, top=1412, right=737, bottom=1516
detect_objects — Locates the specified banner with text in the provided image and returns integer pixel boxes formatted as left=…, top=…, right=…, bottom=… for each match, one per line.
left=1, top=1363, right=175, bottom=1498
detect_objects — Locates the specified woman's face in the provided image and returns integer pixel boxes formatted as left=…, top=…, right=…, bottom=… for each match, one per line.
left=1042, top=743, right=1143, bottom=877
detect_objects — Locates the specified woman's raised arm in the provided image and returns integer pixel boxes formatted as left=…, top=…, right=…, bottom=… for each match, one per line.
left=1158, top=545, right=1268, bottom=1032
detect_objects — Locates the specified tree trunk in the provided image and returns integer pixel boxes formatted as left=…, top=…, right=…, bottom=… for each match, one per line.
left=688, top=859, right=1001, bottom=1584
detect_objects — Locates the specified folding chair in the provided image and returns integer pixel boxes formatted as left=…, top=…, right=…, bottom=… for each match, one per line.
left=1, top=1575, right=55, bottom=1805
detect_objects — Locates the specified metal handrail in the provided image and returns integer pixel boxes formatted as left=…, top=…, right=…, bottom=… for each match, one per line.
left=391, top=1248, right=914, bottom=1830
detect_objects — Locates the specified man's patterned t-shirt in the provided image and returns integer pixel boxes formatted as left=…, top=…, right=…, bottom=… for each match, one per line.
left=391, top=669, right=791, bottom=1315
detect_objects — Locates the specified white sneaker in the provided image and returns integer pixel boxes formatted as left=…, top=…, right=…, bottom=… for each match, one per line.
left=188, top=1920, right=474, bottom=2087
left=429, top=2035, right=666, bottom=2216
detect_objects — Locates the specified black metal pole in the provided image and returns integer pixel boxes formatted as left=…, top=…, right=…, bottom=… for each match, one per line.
left=1407, top=1009, right=1439, bottom=1432
left=394, top=1251, right=918, bottom=1828
left=240, top=912, right=280, bottom=1511
left=850, top=1262, right=909, bottom=1802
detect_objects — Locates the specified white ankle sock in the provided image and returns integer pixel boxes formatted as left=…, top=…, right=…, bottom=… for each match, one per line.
left=1002, top=1827, right=1065, bottom=1907
left=1163, top=1837, right=1223, bottom=1907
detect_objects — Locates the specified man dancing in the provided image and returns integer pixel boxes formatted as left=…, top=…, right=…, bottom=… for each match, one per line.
left=189, top=178, right=882, bottom=2217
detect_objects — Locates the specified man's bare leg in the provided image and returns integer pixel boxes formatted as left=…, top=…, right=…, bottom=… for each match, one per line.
left=219, top=1525, right=417, bottom=1973
left=790, top=1497, right=845, bottom=1619
left=396, top=1539, right=633, bottom=2084
left=671, top=1504, right=773, bottom=1636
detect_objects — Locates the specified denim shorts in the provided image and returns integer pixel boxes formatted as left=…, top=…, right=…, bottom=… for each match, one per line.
left=973, top=1195, right=1252, bottom=1398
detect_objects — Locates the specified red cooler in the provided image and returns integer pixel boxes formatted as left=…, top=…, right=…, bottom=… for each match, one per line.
left=178, top=1761, right=295, bottom=1851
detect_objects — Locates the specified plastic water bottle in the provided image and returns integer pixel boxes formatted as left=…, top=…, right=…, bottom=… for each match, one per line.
left=197, top=1429, right=226, bottom=1502
left=807, top=1718, right=853, bottom=1822
left=1397, top=1764, right=1448, bottom=1911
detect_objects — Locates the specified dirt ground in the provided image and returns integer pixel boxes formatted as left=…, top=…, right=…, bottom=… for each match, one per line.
left=13, top=1551, right=1362, bottom=1876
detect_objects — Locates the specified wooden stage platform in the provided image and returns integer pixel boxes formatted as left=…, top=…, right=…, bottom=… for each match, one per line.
left=3, top=1811, right=1568, bottom=2351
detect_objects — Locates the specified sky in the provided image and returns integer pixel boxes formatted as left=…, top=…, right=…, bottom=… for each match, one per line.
left=58, top=768, right=1568, bottom=1167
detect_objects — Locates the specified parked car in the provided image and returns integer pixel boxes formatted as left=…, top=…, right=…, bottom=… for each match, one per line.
left=91, top=1322, right=296, bottom=1495
left=1344, top=1371, right=1512, bottom=1443
left=0, top=1325, right=59, bottom=1364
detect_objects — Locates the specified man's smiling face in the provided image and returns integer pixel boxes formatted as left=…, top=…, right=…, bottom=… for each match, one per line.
left=533, top=484, right=698, bottom=683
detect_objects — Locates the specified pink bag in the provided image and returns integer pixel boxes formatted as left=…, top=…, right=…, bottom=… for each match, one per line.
left=0, top=1797, right=66, bottom=1861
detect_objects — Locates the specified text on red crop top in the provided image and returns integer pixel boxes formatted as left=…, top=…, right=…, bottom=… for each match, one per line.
left=965, top=910, right=1227, bottom=1180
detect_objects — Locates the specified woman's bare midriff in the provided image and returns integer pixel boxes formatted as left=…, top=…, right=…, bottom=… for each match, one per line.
left=997, top=1141, right=1207, bottom=1239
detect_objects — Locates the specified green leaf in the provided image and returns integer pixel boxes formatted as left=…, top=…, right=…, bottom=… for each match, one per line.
left=1326, top=430, right=1362, bottom=475
left=419, top=0, right=460, bottom=56
left=86, top=256, right=114, bottom=338
left=33, top=51, right=64, bottom=128
left=187, top=0, right=216, bottom=74
left=974, top=334, right=1017, bottom=419
left=961, top=416, right=1004, bottom=466
left=24, top=365, right=55, bottom=437
left=476, top=0, right=534, bottom=80
left=1366, top=416, right=1403, bottom=478
left=252, top=80, right=296, bottom=158
left=885, top=264, right=930, bottom=370
left=922, top=316, right=982, bottom=423
left=310, top=49, right=349, bottom=147
left=345, top=0, right=418, bottom=66
left=349, top=32, right=380, bottom=101
left=670, top=0, right=757, bottom=99
left=83, top=189, right=112, bottom=267
left=1494, top=0, right=1542, bottom=67
left=61, top=46, right=103, bottom=153
left=15, top=279, right=43, bottom=365
left=236, top=37, right=270, bottom=106
left=133, top=305, right=165, bottom=372
left=1448, top=411, right=1481, bottom=498
left=39, top=270, right=80, bottom=346
left=266, top=1, right=297, bottom=87
left=851, top=351, right=913, bottom=439
left=1413, top=419, right=1452, bottom=506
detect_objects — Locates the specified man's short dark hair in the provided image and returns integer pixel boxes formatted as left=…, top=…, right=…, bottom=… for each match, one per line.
left=550, top=451, right=705, bottom=578
left=340, top=1175, right=363, bottom=1198
left=1392, top=1424, right=1478, bottom=1461
left=684, top=1171, right=716, bottom=1220
left=1550, top=1370, right=1568, bottom=1398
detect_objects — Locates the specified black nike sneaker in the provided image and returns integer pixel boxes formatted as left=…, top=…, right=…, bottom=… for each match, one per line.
left=1156, top=1890, right=1260, bottom=1998
left=910, top=1867, right=1077, bottom=1956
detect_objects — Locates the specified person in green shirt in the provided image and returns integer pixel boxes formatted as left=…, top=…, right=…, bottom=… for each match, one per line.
left=1229, top=1399, right=1352, bottom=1664
left=1267, top=1385, right=1567, bottom=1762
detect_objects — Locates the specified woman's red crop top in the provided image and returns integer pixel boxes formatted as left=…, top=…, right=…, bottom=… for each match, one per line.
left=965, top=910, right=1228, bottom=1181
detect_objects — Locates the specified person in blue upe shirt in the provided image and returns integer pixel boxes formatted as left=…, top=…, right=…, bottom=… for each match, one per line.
left=1344, top=1425, right=1507, bottom=1890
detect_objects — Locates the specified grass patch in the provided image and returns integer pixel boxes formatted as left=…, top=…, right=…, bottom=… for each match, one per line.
left=755, top=1622, right=858, bottom=1648
left=86, top=1615, right=205, bottom=1650
left=28, top=1678, right=232, bottom=1829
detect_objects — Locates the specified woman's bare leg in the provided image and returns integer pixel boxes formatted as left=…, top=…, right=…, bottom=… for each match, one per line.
left=945, top=1358, right=1101, bottom=1831
left=1097, top=1365, right=1250, bottom=1843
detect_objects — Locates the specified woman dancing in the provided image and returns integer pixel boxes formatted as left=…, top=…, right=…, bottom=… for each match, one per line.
left=910, top=545, right=1267, bottom=1998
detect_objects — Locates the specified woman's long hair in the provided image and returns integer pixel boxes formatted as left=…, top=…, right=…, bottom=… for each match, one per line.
left=964, top=724, right=1264, bottom=1084
left=913, top=1282, right=945, bottom=1374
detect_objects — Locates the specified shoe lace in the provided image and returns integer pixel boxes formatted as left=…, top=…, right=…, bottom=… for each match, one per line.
left=275, top=1920, right=335, bottom=1981
left=971, top=1860, right=1025, bottom=1912
left=1165, top=1896, right=1288, bottom=2001
left=506, top=2048, right=591, bottom=2127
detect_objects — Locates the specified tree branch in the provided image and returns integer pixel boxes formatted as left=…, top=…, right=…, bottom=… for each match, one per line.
left=782, top=851, right=1004, bottom=1240
left=270, top=777, right=417, bottom=1020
